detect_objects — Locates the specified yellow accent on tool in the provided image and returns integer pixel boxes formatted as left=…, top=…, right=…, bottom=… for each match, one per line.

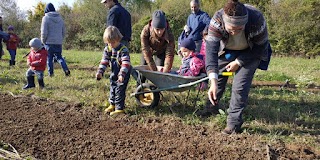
left=221, top=72, right=234, bottom=76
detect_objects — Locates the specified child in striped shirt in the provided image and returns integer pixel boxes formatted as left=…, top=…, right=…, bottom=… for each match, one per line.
left=96, top=26, right=132, bottom=117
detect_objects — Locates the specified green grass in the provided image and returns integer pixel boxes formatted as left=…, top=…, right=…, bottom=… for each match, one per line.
left=1, top=49, right=319, bottom=150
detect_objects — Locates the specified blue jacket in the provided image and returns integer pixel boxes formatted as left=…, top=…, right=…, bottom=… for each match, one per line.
left=206, top=4, right=271, bottom=75
left=107, top=3, right=132, bottom=41
left=187, top=10, right=211, bottom=41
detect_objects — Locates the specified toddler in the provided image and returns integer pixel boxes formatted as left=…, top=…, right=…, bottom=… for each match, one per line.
left=4, top=25, right=20, bottom=66
left=177, top=38, right=205, bottom=77
left=23, top=38, right=48, bottom=89
left=96, top=26, right=132, bottom=117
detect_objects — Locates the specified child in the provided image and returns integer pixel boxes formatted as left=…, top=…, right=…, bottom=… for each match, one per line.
left=199, top=26, right=208, bottom=57
left=96, top=26, right=132, bottom=117
left=23, top=38, right=48, bottom=89
left=4, top=25, right=20, bottom=66
left=177, top=38, right=205, bottom=77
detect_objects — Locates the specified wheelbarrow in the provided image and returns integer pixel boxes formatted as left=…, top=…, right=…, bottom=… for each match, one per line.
left=131, top=65, right=233, bottom=108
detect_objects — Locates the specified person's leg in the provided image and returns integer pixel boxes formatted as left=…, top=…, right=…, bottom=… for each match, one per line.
left=53, top=44, right=70, bottom=76
left=154, top=53, right=165, bottom=66
left=45, top=45, right=55, bottom=76
left=197, top=55, right=230, bottom=117
left=139, top=54, right=148, bottom=84
left=35, top=71, right=45, bottom=88
left=23, top=68, right=36, bottom=89
left=224, top=58, right=260, bottom=134
left=114, top=67, right=131, bottom=111
left=8, top=49, right=16, bottom=66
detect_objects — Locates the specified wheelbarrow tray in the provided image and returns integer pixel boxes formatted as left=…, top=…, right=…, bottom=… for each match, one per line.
left=133, top=65, right=207, bottom=92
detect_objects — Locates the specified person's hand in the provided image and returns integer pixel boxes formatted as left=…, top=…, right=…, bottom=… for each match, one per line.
left=117, top=75, right=124, bottom=83
left=96, top=72, right=102, bottom=81
left=184, top=25, right=190, bottom=33
left=208, top=78, right=218, bottom=106
left=225, top=61, right=240, bottom=72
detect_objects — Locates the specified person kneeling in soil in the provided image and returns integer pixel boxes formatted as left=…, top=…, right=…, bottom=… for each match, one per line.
left=96, top=26, right=132, bottom=117
left=23, top=38, right=48, bottom=89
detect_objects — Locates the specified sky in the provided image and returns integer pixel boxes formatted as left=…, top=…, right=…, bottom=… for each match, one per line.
left=16, top=0, right=77, bottom=11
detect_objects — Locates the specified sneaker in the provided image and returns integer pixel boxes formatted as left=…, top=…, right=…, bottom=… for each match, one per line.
left=65, top=70, right=71, bottom=76
left=221, top=126, right=242, bottom=135
left=110, top=110, right=125, bottom=117
left=104, top=105, right=115, bottom=113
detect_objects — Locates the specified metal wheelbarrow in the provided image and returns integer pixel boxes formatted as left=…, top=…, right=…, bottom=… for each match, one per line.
left=131, top=65, right=233, bottom=108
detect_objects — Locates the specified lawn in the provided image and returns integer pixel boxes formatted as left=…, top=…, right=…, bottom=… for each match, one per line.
left=0, top=48, right=319, bottom=151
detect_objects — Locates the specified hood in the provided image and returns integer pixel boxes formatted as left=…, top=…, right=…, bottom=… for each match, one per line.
left=45, top=12, right=63, bottom=23
left=45, top=3, right=56, bottom=14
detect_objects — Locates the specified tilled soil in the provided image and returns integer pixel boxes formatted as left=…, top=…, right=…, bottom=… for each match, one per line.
left=0, top=93, right=319, bottom=160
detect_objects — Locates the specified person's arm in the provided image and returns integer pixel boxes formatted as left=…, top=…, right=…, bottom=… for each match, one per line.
left=206, top=14, right=223, bottom=106
left=140, top=25, right=157, bottom=71
left=40, top=17, right=48, bottom=44
left=106, top=8, right=117, bottom=27
left=97, top=46, right=111, bottom=76
left=163, top=29, right=175, bottom=73
left=118, top=47, right=131, bottom=79
left=236, top=13, right=269, bottom=66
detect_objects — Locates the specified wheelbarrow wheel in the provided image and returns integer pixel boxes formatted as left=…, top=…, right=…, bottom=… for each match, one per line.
left=135, top=83, right=160, bottom=108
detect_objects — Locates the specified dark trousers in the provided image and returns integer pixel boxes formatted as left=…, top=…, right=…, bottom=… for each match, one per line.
left=139, top=53, right=165, bottom=83
left=109, top=63, right=131, bottom=110
left=217, top=50, right=260, bottom=129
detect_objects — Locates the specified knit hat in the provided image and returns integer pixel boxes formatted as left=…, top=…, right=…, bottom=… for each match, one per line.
left=151, top=10, right=166, bottom=29
left=180, top=38, right=196, bottom=51
left=45, top=3, right=56, bottom=14
left=8, top=25, right=14, bottom=31
left=29, top=38, right=42, bottom=49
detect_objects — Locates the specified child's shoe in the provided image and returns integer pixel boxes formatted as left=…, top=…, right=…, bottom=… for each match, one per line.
left=104, top=105, right=115, bottom=113
left=110, top=110, right=125, bottom=117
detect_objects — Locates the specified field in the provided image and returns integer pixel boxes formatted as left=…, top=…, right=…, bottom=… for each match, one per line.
left=0, top=49, right=319, bottom=159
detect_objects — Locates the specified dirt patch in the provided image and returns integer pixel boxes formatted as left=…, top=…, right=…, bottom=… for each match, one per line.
left=0, top=93, right=319, bottom=159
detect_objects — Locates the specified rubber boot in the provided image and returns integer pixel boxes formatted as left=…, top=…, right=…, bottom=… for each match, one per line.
left=9, top=60, right=13, bottom=66
left=38, top=79, right=45, bottom=89
left=23, top=76, right=35, bottom=89
left=12, top=60, right=15, bottom=65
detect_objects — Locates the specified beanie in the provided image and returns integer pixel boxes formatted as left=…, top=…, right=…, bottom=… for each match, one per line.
left=180, top=38, right=196, bottom=51
left=151, top=10, right=166, bottom=29
left=29, top=38, right=43, bottom=49
left=45, top=3, right=56, bottom=14
left=8, top=25, right=14, bottom=31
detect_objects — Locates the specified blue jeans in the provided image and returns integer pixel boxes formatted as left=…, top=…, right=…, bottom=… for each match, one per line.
left=45, top=44, right=69, bottom=76
left=8, top=49, right=16, bottom=61
left=26, top=68, right=44, bottom=80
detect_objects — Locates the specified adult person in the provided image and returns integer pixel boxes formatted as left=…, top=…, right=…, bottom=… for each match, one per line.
left=101, top=0, right=132, bottom=48
left=0, top=16, right=5, bottom=59
left=41, top=3, right=70, bottom=77
left=140, top=10, right=175, bottom=74
left=205, top=0, right=271, bottom=134
left=182, top=0, right=211, bottom=53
